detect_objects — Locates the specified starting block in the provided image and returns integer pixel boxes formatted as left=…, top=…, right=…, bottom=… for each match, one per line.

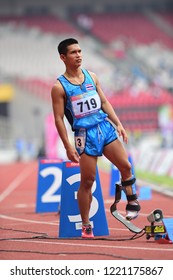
left=59, top=161, right=109, bottom=238
left=145, top=210, right=173, bottom=244
left=36, top=159, right=63, bottom=213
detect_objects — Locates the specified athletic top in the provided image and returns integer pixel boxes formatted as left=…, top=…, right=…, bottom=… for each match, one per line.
left=58, top=69, right=108, bottom=130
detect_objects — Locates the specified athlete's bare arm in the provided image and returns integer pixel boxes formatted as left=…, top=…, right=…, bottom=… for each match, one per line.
left=51, top=81, right=80, bottom=162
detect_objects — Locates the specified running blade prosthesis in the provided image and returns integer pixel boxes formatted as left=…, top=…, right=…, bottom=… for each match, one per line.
left=110, top=183, right=143, bottom=234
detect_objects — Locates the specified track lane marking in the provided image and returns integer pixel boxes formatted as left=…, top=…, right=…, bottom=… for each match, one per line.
left=0, top=214, right=58, bottom=225
left=0, top=214, right=129, bottom=231
left=4, top=239, right=173, bottom=252
left=0, top=165, right=35, bottom=202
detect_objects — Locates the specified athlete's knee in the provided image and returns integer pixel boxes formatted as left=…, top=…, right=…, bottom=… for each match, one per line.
left=119, top=161, right=132, bottom=178
left=81, top=175, right=95, bottom=190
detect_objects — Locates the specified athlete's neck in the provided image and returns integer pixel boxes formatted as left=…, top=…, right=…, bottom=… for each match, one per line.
left=64, top=68, right=84, bottom=86
left=64, top=68, right=83, bottom=79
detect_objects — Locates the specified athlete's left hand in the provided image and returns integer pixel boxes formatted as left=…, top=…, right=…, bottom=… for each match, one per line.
left=116, top=124, right=128, bottom=144
left=66, top=145, right=80, bottom=163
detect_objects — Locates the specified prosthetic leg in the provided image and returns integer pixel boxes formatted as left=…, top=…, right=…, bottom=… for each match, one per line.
left=122, top=177, right=141, bottom=221
left=110, top=177, right=142, bottom=234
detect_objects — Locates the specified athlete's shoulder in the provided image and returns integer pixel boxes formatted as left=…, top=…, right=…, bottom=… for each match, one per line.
left=83, top=69, right=96, bottom=77
left=51, top=79, right=62, bottom=91
left=51, top=79, right=65, bottom=98
left=87, top=70, right=98, bottom=85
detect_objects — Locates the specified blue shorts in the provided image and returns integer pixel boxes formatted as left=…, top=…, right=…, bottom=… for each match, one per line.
left=74, top=119, right=118, bottom=156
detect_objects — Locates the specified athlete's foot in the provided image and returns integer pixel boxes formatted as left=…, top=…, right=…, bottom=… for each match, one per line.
left=125, top=200, right=141, bottom=221
left=82, top=224, right=94, bottom=239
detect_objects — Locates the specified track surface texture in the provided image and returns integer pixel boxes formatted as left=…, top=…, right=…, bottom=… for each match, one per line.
left=0, top=161, right=173, bottom=260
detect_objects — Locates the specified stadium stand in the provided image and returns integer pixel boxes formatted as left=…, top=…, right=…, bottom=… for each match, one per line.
left=0, top=1, right=173, bottom=161
left=0, top=15, right=80, bottom=34
left=159, top=12, right=173, bottom=26
left=0, top=14, right=116, bottom=159
left=71, top=10, right=173, bottom=132
left=74, top=12, right=173, bottom=48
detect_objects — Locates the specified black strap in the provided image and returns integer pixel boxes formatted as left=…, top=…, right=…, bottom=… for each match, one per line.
left=126, top=194, right=138, bottom=202
left=126, top=203, right=141, bottom=212
left=122, top=177, right=136, bottom=187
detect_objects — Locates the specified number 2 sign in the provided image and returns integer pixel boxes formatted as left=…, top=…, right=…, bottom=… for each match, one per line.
left=36, top=159, right=63, bottom=213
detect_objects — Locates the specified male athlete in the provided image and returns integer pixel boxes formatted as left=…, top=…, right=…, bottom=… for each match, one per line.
left=51, top=38, right=141, bottom=238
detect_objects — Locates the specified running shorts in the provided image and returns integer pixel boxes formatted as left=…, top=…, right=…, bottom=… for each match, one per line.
left=74, top=119, right=118, bottom=156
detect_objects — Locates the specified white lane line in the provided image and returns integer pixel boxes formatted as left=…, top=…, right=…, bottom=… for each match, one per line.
left=14, top=203, right=35, bottom=208
left=7, top=239, right=173, bottom=252
left=0, top=214, right=58, bottom=225
left=0, top=165, right=34, bottom=202
left=0, top=214, right=128, bottom=231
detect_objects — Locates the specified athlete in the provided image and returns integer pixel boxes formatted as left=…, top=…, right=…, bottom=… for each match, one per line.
left=51, top=38, right=141, bottom=238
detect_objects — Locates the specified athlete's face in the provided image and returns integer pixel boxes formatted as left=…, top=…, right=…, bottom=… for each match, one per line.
left=61, top=44, right=82, bottom=67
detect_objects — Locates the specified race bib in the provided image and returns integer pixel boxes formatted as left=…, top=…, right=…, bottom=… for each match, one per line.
left=75, top=128, right=86, bottom=154
left=71, top=90, right=101, bottom=118
left=75, top=136, right=85, bottom=149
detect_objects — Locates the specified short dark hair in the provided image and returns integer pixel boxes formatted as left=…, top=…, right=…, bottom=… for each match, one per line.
left=57, top=38, right=78, bottom=55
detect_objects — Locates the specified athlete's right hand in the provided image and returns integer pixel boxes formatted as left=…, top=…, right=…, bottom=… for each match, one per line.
left=66, top=146, right=80, bottom=163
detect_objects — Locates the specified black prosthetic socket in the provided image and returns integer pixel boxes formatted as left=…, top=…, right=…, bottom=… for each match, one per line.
left=121, top=176, right=141, bottom=212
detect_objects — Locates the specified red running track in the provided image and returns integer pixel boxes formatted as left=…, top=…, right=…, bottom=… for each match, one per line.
left=0, top=161, right=173, bottom=260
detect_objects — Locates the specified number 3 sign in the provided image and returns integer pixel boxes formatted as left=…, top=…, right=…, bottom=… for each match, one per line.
left=36, top=159, right=109, bottom=237
left=36, top=159, right=63, bottom=213
left=59, top=161, right=109, bottom=237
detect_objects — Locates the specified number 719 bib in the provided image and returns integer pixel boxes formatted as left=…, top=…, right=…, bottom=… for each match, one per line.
left=71, top=90, right=101, bottom=119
